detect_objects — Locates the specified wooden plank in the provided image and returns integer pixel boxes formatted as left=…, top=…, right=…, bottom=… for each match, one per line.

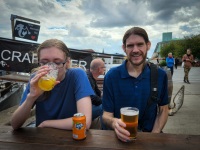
left=0, top=127, right=199, bottom=150
left=0, top=142, right=108, bottom=150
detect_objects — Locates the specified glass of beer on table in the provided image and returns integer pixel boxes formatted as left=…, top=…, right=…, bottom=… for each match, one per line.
left=120, top=107, right=139, bottom=140
left=38, top=62, right=58, bottom=91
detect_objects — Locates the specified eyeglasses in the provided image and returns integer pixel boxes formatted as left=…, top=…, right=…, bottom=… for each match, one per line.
left=38, top=61, right=66, bottom=68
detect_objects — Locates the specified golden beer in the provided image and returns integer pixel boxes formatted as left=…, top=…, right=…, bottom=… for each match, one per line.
left=38, top=77, right=56, bottom=91
left=120, top=107, right=139, bottom=140
left=38, top=63, right=58, bottom=91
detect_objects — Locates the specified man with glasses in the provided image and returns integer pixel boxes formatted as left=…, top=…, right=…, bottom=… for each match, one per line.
left=86, top=58, right=105, bottom=122
left=11, top=39, right=94, bottom=130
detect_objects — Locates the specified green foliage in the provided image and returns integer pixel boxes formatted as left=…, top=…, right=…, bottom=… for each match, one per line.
left=159, top=60, right=167, bottom=67
left=160, top=34, right=200, bottom=59
left=160, top=42, right=175, bottom=58
left=183, top=34, right=200, bottom=59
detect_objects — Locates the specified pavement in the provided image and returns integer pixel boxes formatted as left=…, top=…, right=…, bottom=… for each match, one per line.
left=163, top=66, right=200, bottom=135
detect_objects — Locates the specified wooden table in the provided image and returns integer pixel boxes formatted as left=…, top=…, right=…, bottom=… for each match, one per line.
left=0, top=126, right=199, bottom=150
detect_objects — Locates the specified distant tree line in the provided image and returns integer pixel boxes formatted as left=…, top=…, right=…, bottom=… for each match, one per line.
left=160, top=34, right=200, bottom=60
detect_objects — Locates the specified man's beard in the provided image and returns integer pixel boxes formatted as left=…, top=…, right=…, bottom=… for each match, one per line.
left=128, top=52, right=147, bottom=66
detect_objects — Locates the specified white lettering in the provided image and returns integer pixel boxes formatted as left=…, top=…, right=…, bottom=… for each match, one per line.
left=32, top=53, right=38, bottom=63
left=30, top=27, right=39, bottom=31
left=71, top=59, right=87, bottom=69
left=71, top=59, right=78, bottom=67
left=12, top=51, right=21, bottom=62
left=1, top=50, right=11, bottom=60
left=79, top=60, right=87, bottom=70
left=1, top=50, right=88, bottom=69
left=21, top=53, right=31, bottom=63
left=1, top=50, right=35, bottom=63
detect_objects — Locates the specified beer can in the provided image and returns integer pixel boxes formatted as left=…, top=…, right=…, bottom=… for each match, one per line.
left=72, top=113, right=86, bottom=140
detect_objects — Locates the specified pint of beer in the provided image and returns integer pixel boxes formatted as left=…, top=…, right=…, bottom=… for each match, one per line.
left=120, top=107, right=139, bottom=140
left=38, top=63, right=58, bottom=91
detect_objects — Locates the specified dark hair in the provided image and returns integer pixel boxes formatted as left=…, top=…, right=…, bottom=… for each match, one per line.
left=122, top=27, right=149, bottom=45
left=37, top=39, right=70, bottom=61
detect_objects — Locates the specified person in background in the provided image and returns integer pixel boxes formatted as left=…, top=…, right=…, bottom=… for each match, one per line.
left=175, top=57, right=179, bottom=69
left=11, top=39, right=94, bottom=130
left=86, top=58, right=105, bottom=121
left=182, top=48, right=194, bottom=84
left=102, top=27, right=168, bottom=142
left=166, top=53, right=174, bottom=76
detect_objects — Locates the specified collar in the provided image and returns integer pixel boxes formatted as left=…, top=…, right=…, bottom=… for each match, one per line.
left=86, top=70, right=95, bottom=80
left=119, top=60, right=150, bottom=79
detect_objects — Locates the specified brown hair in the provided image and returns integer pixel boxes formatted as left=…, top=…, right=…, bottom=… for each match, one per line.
left=37, top=39, right=70, bottom=61
left=122, top=27, right=149, bottom=45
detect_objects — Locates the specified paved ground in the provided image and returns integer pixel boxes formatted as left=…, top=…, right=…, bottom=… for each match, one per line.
left=163, top=66, right=200, bottom=135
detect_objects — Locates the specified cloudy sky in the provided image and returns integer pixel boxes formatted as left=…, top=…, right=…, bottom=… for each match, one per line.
left=0, top=0, right=200, bottom=58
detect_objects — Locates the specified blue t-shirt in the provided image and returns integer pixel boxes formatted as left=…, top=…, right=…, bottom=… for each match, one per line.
left=20, top=68, right=94, bottom=126
left=102, top=60, right=168, bottom=132
left=166, top=57, right=174, bottom=68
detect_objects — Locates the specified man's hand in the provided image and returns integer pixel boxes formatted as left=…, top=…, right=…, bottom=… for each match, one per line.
left=103, top=111, right=131, bottom=142
left=112, top=118, right=131, bottom=142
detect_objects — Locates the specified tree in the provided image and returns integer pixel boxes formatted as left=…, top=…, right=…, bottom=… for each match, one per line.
left=160, top=42, right=176, bottom=58
left=183, top=34, right=200, bottom=59
left=160, top=34, right=200, bottom=60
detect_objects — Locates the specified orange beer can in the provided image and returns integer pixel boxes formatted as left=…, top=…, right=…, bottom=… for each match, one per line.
left=72, top=113, right=86, bottom=140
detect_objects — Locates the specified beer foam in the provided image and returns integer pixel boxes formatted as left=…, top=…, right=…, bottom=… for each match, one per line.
left=122, top=111, right=139, bottom=116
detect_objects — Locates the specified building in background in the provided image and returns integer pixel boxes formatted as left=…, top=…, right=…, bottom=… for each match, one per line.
left=151, top=32, right=180, bottom=62
left=162, top=32, right=172, bottom=42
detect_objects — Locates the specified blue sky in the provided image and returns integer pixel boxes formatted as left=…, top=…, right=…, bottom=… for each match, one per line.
left=0, top=0, right=200, bottom=58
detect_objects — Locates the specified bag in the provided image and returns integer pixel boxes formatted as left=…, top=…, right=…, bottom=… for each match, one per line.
left=181, top=62, right=184, bottom=68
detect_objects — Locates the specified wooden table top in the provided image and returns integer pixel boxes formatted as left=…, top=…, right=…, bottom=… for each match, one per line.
left=0, top=126, right=199, bottom=150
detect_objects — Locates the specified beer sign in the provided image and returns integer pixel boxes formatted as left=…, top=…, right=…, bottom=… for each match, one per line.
left=14, top=20, right=40, bottom=41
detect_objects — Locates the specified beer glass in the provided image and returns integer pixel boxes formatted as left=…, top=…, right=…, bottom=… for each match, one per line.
left=120, top=107, right=139, bottom=140
left=38, top=62, right=58, bottom=91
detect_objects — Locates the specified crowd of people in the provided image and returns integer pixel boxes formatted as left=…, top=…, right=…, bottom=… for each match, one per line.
left=11, top=26, right=194, bottom=142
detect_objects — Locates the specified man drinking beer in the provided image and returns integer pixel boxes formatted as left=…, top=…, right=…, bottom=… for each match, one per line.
left=102, top=27, right=169, bottom=142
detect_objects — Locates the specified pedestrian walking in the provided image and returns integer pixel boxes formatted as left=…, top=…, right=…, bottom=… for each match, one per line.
left=182, top=48, right=194, bottom=84
left=175, top=57, right=179, bottom=69
left=166, top=53, right=175, bottom=76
